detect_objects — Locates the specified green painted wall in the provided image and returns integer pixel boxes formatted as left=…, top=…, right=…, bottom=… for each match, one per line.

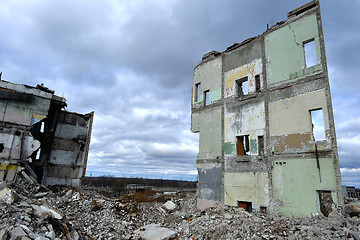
left=272, top=158, right=338, bottom=217
left=224, top=138, right=259, bottom=155
left=198, top=108, right=222, bottom=159
left=224, top=142, right=235, bottom=155
left=209, top=89, right=221, bottom=104
left=192, top=57, right=222, bottom=104
left=265, top=13, right=323, bottom=84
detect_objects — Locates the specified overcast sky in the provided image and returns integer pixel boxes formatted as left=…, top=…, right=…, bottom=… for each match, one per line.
left=1, top=0, right=359, bottom=186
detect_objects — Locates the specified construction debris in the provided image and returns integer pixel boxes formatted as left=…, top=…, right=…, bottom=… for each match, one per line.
left=0, top=80, right=94, bottom=187
left=1, top=181, right=360, bottom=240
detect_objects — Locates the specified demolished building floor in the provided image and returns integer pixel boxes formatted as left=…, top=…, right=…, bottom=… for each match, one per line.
left=1, top=176, right=360, bottom=240
left=0, top=80, right=93, bottom=187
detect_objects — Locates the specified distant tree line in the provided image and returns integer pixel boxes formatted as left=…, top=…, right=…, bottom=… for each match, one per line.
left=81, top=176, right=197, bottom=191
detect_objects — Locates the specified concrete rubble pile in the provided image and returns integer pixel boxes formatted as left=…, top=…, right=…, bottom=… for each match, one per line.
left=1, top=182, right=360, bottom=240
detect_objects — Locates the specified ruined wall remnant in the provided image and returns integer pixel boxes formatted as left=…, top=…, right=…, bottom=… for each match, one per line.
left=0, top=80, right=93, bottom=187
left=191, top=0, right=342, bottom=216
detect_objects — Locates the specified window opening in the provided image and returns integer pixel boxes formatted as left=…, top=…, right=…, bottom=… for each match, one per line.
left=40, top=122, right=44, bottom=133
left=258, top=135, right=264, bottom=156
left=310, top=109, right=325, bottom=141
left=195, top=83, right=201, bottom=102
left=237, top=201, right=252, bottom=213
left=255, top=75, right=261, bottom=92
left=204, top=90, right=210, bottom=106
left=260, top=206, right=267, bottom=214
left=237, top=135, right=249, bottom=156
left=304, top=40, right=317, bottom=67
left=236, top=77, right=249, bottom=96
left=318, top=190, right=332, bottom=217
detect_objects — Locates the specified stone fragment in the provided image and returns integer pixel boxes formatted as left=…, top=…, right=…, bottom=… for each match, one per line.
left=0, top=187, right=17, bottom=204
left=31, top=204, right=63, bottom=220
left=348, top=230, right=360, bottom=240
left=19, top=201, right=31, bottom=208
left=35, top=237, right=49, bottom=240
left=134, top=224, right=176, bottom=240
left=0, top=229, right=8, bottom=240
left=11, top=226, right=27, bottom=239
left=34, top=192, right=49, bottom=198
left=163, top=201, right=176, bottom=212
left=345, top=202, right=360, bottom=217
left=45, top=231, right=55, bottom=240
left=0, top=181, right=6, bottom=190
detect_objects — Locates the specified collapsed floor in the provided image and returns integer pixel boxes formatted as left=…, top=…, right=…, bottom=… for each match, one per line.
left=1, top=178, right=360, bottom=240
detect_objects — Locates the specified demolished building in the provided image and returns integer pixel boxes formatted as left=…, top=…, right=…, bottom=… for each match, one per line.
left=191, top=0, right=343, bottom=217
left=0, top=80, right=93, bottom=187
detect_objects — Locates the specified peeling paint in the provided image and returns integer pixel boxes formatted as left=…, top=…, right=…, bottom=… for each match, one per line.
left=191, top=1, right=342, bottom=216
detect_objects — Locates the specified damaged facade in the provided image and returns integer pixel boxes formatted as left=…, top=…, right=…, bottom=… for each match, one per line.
left=191, top=0, right=342, bottom=217
left=0, top=80, right=93, bottom=186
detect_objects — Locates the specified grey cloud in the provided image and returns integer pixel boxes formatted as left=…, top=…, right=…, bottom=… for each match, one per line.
left=0, top=0, right=359, bottom=183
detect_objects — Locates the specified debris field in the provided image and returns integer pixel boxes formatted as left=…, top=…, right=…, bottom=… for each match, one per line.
left=1, top=180, right=360, bottom=240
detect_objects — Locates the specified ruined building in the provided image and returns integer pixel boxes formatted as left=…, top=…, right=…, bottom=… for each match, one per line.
left=0, top=80, right=93, bottom=186
left=191, top=1, right=342, bottom=217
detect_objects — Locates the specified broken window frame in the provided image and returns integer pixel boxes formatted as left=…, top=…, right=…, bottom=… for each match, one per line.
left=303, top=38, right=317, bottom=68
left=194, top=83, right=201, bottom=102
left=310, top=108, right=326, bottom=141
left=255, top=75, right=261, bottom=92
left=204, top=90, right=210, bottom=106
left=237, top=135, right=250, bottom=156
left=235, top=76, right=249, bottom=97
left=258, top=135, right=264, bottom=156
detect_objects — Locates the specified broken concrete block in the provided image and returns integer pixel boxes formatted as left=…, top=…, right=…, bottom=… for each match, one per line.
left=134, top=224, right=176, bottom=240
left=0, top=181, right=6, bottom=190
left=5, top=170, right=16, bottom=182
left=10, top=227, right=27, bottom=239
left=31, top=204, right=63, bottom=220
left=34, top=237, right=49, bottom=240
left=0, top=229, right=8, bottom=240
left=345, top=202, right=360, bottom=217
left=34, top=192, right=49, bottom=198
left=163, top=201, right=176, bottom=212
left=0, top=187, right=18, bottom=205
left=45, top=231, right=55, bottom=240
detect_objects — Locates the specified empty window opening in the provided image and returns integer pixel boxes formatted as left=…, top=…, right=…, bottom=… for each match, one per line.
left=237, top=135, right=250, bottom=156
left=255, top=75, right=261, bottom=92
left=204, top=90, right=210, bottom=106
left=236, top=77, right=249, bottom=96
left=258, top=135, right=264, bottom=156
left=237, top=201, right=252, bottom=213
left=310, top=109, right=325, bottom=141
left=0, top=143, right=4, bottom=153
left=304, top=40, right=317, bottom=67
left=40, top=122, right=45, bottom=133
left=318, top=190, right=333, bottom=217
left=260, top=206, right=267, bottom=214
left=195, top=83, right=201, bottom=102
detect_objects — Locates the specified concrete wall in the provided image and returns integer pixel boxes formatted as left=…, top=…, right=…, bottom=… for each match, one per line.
left=265, top=12, right=323, bottom=85
left=224, top=58, right=262, bottom=98
left=1, top=81, right=93, bottom=187
left=192, top=56, right=224, bottom=209
left=45, top=111, right=93, bottom=186
left=224, top=100, right=265, bottom=156
left=192, top=57, right=222, bottom=106
left=269, top=89, right=331, bottom=154
left=192, top=1, right=341, bottom=216
left=224, top=172, right=269, bottom=210
left=272, top=158, right=338, bottom=217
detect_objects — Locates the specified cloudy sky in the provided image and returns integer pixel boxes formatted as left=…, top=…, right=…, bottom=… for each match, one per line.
left=1, top=0, right=359, bottom=185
